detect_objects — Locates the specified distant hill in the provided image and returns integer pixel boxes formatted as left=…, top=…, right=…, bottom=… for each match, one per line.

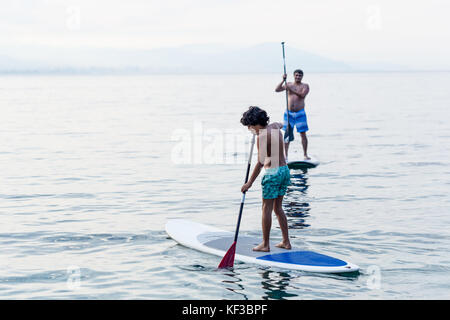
left=119, top=43, right=353, bottom=73
left=0, top=55, right=24, bottom=70
left=0, top=43, right=404, bottom=74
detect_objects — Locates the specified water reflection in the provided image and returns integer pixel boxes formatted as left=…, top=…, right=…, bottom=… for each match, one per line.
left=220, top=267, right=298, bottom=300
left=219, top=267, right=249, bottom=300
left=259, top=270, right=298, bottom=300
left=220, top=265, right=360, bottom=300
left=284, top=169, right=311, bottom=229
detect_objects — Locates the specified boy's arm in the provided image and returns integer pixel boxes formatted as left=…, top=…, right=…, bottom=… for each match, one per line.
left=249, top=135, right=264, bottom=185
left=247, top=162, right=263, bottom=186
left=241, top=162, right=263, bottom=192
left=241, top=136, right=263, bottom=192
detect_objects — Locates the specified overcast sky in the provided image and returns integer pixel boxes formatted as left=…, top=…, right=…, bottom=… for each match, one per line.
left=2, top=0, right=449, bottom=69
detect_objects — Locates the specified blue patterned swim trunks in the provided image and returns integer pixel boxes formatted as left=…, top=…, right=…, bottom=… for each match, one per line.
left=282, top=109, right=309, bottom=142
left=261, top=165, right=291, bottom=199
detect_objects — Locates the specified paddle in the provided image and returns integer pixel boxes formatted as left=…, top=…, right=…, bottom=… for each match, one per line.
left=281, top=42, right=293, bottom=143
left=218, top=134, right=256, bottom=268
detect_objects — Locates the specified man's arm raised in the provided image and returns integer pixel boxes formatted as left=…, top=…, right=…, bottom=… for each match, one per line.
left=275, top=74, right=287, bottom=92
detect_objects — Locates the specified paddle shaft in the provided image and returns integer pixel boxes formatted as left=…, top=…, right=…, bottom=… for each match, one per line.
left=281, top=42, right=290, bottom=143
left=282, top=42, right=290, bottom=140
left=233, top=134, right=256, bottom=242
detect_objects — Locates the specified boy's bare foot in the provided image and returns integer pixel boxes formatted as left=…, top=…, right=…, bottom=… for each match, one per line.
left=304, top=155, right=311, bottom=160
left=253, top=243, right=270, bottom=252
left=275, top=242, right=292, bottom=250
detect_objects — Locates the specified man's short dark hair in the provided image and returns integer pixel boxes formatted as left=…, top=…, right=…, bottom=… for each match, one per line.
left=293, top=69, right=303, bottom=75
left=240, top=106, right=269, bottom=127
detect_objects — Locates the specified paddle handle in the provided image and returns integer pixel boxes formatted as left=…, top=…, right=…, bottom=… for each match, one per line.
left=233, top=134, right=256, bottom=242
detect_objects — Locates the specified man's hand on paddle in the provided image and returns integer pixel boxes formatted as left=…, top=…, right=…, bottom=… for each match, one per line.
left=275, top=75, right=288, bottom=92
left=241, top=182, right=252, bottom=193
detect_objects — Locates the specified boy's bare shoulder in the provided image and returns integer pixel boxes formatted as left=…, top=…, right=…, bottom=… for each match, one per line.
left=268, top=122, right=283, bottom=130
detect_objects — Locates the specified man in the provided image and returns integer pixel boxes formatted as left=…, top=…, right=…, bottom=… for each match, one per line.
left=275, top=69, right=310, bottom=160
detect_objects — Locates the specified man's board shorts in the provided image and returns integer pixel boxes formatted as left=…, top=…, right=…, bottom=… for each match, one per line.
left=261, top=165, right=291, bottom=199
left=282, top=109, right=309, bottom=142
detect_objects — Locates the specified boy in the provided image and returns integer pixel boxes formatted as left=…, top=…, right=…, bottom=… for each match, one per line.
left=240, top=106, right=292, bottom=252
left=275, top=69, right=310, bottom=160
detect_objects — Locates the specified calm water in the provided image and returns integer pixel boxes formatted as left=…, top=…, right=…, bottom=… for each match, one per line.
left=0, top=73, right=449, bottom=299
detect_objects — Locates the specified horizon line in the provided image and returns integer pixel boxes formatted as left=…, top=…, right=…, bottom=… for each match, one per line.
left=1, top=69, right=450, bottom=75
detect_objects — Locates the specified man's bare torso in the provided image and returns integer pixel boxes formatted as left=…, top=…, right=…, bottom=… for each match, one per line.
left=287, top=82, right=308, bottom=112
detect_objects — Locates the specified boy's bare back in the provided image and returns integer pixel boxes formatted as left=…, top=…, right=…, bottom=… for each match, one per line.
left=258, top=122, right=287, bottom=169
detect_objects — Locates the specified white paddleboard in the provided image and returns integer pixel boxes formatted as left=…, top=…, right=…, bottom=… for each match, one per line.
left=166, top=219, right=359, bottom=273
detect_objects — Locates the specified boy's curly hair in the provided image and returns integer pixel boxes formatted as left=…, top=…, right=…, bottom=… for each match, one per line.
left=240, top=106, right=269, bottom=127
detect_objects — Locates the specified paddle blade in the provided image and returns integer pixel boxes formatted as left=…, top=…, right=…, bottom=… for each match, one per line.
left=218, top=241, right=236, bottom=269
left=284, top=124, right=293, bottom=143
left=283, top=130, right=290, bottom=143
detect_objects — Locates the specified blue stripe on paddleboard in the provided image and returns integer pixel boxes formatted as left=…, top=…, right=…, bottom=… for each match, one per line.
left=256, top=251, right=347, bottom=267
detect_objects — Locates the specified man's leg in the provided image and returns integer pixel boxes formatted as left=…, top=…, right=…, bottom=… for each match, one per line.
left=284, top=141, right=290, bottom=161
left=284, top=124, right=294, bottom=161
left=253, top=198, right=274, bottom=252
left=273, top=196, right=291, bottom=249
left=283, top=109, right=293, bottom=161
left=300, top=132, right=310, bottom=160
